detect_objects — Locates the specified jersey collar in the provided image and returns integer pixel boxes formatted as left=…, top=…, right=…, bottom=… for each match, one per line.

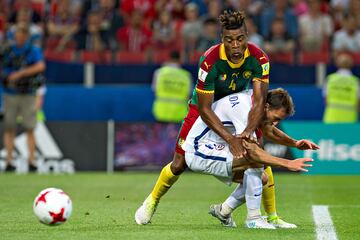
left=220, top=43, right=250, bottom=69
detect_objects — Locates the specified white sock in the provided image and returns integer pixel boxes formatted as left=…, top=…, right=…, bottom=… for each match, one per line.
left=219, top=202, right=233, bottom=216
left=244, top=168, right=263, bottom=219
left=224, top=183, right=246, bottom=211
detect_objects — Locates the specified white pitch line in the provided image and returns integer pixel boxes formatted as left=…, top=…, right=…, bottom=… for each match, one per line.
left=312, top=205, right=338, bottom=240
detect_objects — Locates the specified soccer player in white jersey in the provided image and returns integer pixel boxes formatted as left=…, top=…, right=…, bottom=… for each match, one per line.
left=182, top=88, right=316, bottom=229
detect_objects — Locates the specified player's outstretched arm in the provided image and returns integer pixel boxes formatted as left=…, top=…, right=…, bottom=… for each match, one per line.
left=262, top=125, right=319, bottom=150
left=242, top=138, right=313, bottom=172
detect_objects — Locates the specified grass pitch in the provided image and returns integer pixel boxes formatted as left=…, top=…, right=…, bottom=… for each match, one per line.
left=0, top=172, right=359, bottom=240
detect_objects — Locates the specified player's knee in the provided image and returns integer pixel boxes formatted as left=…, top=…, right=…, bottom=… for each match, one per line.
left=170, top=153, right=187, bottom=175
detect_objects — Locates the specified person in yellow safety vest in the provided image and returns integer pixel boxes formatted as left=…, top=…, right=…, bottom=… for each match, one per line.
left=35, top=86, right=46, bottom=122
left=323, top=53, right=359, bottom=123
left=152, top=51, right=193, bottom=123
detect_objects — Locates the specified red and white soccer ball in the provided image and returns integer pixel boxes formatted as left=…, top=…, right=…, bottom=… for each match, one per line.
left=33, top=188, right=72, bottom=225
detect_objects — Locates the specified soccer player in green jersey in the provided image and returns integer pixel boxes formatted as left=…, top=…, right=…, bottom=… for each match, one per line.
left=135, top=11, right=299, bottom=228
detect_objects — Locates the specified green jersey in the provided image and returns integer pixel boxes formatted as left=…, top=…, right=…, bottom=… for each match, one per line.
left=191, top=43, right=270, bottom=105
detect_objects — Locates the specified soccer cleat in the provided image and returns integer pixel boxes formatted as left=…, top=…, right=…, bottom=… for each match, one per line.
left=245, top=217, right=276, bottom=229
left=267, top=216, right=297, bottom=228
left=135, top=195, right=158, bottom=225
left=209, top=204, right=237, bottom=228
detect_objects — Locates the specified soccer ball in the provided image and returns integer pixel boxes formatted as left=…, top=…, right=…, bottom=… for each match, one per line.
left=33, top=188, right=72, bottom=225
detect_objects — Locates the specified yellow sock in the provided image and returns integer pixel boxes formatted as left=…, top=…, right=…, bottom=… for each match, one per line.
left=151, top=162, right=180, bottom=202
left=262, top=166, right=277, bottom=216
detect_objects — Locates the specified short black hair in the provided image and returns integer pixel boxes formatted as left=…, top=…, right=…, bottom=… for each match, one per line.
left=170, top=51, right=180, bottom=60
left=219, top=10, right=247, bottom=31
left=267, top=88, right=295, bottom=116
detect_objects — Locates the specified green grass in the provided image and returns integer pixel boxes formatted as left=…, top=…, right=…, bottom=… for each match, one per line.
left=0, top=173, right=359, bottom=240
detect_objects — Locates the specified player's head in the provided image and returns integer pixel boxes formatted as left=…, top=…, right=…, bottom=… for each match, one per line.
left=219, top=11, right=248, bottom=64
left=264, top=88, right=295, bottom=126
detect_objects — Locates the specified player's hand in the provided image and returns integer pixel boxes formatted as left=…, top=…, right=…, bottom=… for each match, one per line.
left=287, top=158, right=313, bottom=172
left=8, top=71, right=23, bottom=81
left=295, top=139, right=319, bottom=150
left=228, top=136, right=245, bottom=159
left=238, top=130, right=252, bottom=140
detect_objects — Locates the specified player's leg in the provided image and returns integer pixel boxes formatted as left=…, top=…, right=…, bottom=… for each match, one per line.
left=135, top=105, right=198, bottom=225
left=210, top=167, right=275, bottom=229
left=3, top=95, right=18, bottom=171
left=262, top=166, right=297, bottom=228
left=135, top=153, right=185, bottom=225
left=21, top=94, right=37, bottom=171
left=209, top=183, right=243, bottom=228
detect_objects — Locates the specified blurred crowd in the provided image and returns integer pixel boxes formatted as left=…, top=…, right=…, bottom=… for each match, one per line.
left=0, top=0, right=360, bottom=64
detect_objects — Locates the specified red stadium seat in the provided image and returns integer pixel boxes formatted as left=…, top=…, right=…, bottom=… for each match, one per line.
left=79, top=51, right=112, bottom=64
left=32, top=2, right=45, bottom=16
left=349, top=52, right=360, bottom=65
left=115, top=51, right=147, bottom=64
left=46, top=38, right=77, bottom=50
left=299, top=51, right=330, bottom=65
left=268, top=52, right=294, bottom=65
left=44, top=49, right=75, bottom=62
left=152, top=50, right=171, bottom=64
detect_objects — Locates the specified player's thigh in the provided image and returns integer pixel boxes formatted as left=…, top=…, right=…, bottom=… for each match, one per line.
left=185, top=151, right=232, bottom=178
left=19, top=94, right=37, bottom=130
left=174, top=104, right=199, bottom=155
left=3, top=94, right=19, bottom=130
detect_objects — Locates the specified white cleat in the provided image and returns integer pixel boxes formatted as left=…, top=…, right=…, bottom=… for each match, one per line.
left=267, top=216, right=297, bottom=228
left=209, top=204, right=237, bottom=228
left=135, top=195, right=158, bottom=225
left=245, top=217, right=276, bottom=229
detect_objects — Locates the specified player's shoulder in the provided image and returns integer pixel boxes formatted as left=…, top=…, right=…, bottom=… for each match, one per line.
left=215, top=90, right=253, bottom=108
left=247, top=42, right=269, bottom=65
left=199, top=44, right=221, bottom=70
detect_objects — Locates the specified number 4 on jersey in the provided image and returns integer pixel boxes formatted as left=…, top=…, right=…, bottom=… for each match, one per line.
left=229, top=80, right=236, bottom=91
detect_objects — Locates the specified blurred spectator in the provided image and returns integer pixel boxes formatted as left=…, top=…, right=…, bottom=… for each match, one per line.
left=0, top=0, right=10, bottom=38
left=299, top=0, right=333, bottom=51
left=154, top=0, right=185, bottom=20
left=330, top=0, right=349, bottom=29
left=116, top=10, right=152, bottom=52
left=120, top=0, right=156, bottom=25
left=246, top=17, right=264, bottom=49
left=76, top=10, right=111, bottom=51
left=9, top=0, right=42, bottom=24
left=181, top=3, right=202, bottom=60
left=98, top=0, right=124, bottom=50
left=152, top=11, right=177, bottom=50
left=200, top=0, right=223, bottom=21
left=290, top=0, right=309, bottom=16
left=323, top=53, right=359, bottom=123
left=47, top=0, right=80, bottom=51
left=6, top=8, right=43, bottom=47
left=188, top=0, right=207, bottom=16
left=224, top=0, right=265, bottom=28
left=0, top=24, right=46, bottom=172
left=261, top=0, right=298, bottom=39
left=152, top=51, right=192, bottom=123
left=264, top=17, right=295, bottom=54
left=332, top=14, right=360, bottom=55
left=348, top=0, right=360, bottom=29
left=197, top=17, right=220, bottom=53
left=51, top=0, right=83, bottom=18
